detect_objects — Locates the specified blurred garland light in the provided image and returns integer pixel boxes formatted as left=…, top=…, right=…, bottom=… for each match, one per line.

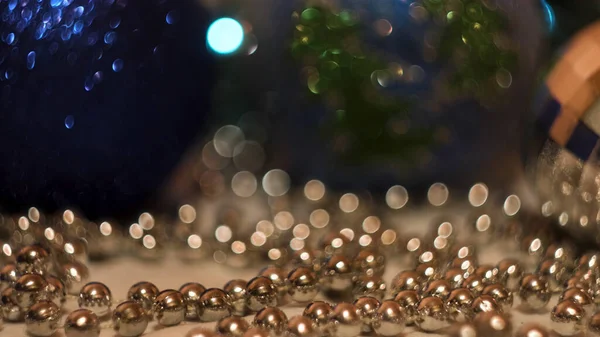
left=207, top=17, right=244, bottom=55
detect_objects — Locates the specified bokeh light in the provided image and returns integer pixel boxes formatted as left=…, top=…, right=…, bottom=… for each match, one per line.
left=207, top=18, right=244, bottom=55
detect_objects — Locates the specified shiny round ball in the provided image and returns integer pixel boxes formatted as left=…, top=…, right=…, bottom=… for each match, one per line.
left=153, top=289, right=185, bottom=326
left=25, top=300, right=60, bottom=337
left=78, top=282, right=112, bottom=317
left=564, top=276, right=591, bottom=294
left=518, top=274, right=551, bottom=311
left=224, top=279, right=247, bottom=315
left=352, top=275, right=386, bottom=300
left=393, top=290, right=420, bottom=323
left=545, top=243, right=575, bottom=265
left=186, top=327, right=223, bottom=337
left=446, top=288, right=475, bottom=322
left=577, top=252, right=600, bottom=272
left=199, top=288, right=233, bottom=322
left=13, top=273, right=48, bottom=309
left=415, top=262, right=440, bottom=282
left=550, top=300, right=586, bottom=336
left=287, top=315, right=317, bottom=337
left=353, top=296, right=380, bottom=332
left=0, top=262, right=19, bottom=290
left=112, top=301, right=149, bottom=337
left=253, top=306, right=288, bottom=336
left=515, top=323, right=550, bottom=337
left=451, top=256, right=477, bottom=276
left=179, top=282, right=206, bottom=320
left=243, top=327, right=270, bottom=337
left=127, top=281, right=159, bottom=316
left=216, top=315, right=250, bottom=337
left=423, top=279, right=452, bottom=301
left=589, top=311, right=600, bottom=334
left=246, top=276, right=278, bottom=312
left=303, top=301, right=333, bottom=335
left=60, top=261, right=90, bottom=295
left=416, top=296, right=450, bottom=332
left=373, top=300, right=407, bottom=337
left=322, top=255, right=354, bottom=294
left=471, top=295, right=501, bottom=314
left=482, top=283, right=513, bottom=312
left=560, top=287, right=594, bottom=314
left=331, top=302, right=361, bottom=337
left=259, top=265, right=289, bottom=299
left=352, top=249, right=385, bottom=277
left=497, top=258, right=523, bottom=291
left=537, top=259, right=569, bottom=293
left=64, top=309, right=101, bottom=337
left=391, top=270, right=421, bottom=294
left=16, top=245, right=50, bottom=275
left=475, top=265, right=499, bottom=285
left=1, top=287, right=23, bottom=322
left=287, top=267, right=318, bottom=303
left=45, top=275, right=66, bottom=306
left=473, top=311, right=512, bottom=337
left=462, top=274, right=485, bottom=296
left=444, top=268, right=466, bottom=289
left=291, top=248, right=323, bottom=274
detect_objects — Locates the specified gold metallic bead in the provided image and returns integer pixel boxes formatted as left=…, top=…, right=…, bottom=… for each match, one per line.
left=179, top=282, right=206, bottom=320
left=559, top=287, right=594, bottom=314
left=217, top=315, right=250, bottom=337
left=253, top=306, right=288, bottom=337
left=515, top=323, right=550, bottom=337
left=64, top=309, right=101, bottom=337
left=474, top=265, right=499, bottom=285
left=446, top=288, right=474, bottom=322
left=302, top=301, right=333, bottom=336
left=246, top=276, right=278, bottom=312
left=577, top=252, right=600, bottom=272
left=451, top=256, right=477, bottom=276
left=153, top=289, right=185, bottom=326
left=393, top=290, right=420, bottom=324
left=112, top=301, right=149, bottom=337
left=331, top=302, right=361, bottom=337
left=373, top=300, right=407, bottom=337
left=59, top=260, right=90, bottom=295
left=416, top=296, right=450, bottom=332
left=550, top=300, right=586, bottom=336
left=44, top=275, right=66, bottom=307
left=13, top=273, right=48, bottom=309
left=496, top=258, right=523, bottom=291
left=1, top=287, right=23, bottom=321
left=24, top=300, right=60, bottom=337
left=423, top=279, right=452, bottom=301
left=352, top=249, right=385, bottom=277
left=243, top=327, right=270, bottom=337
left=287, top=267, right=318, bottom=303
left=224, top=279, right=248, bottom=315
left=473, top=311, right=512, bottom=337
left=199, top=288, right=232, bottom=322
left=391, top=270, right=421, bottom=294
left=462, top=274, right=485, bottom=296
left=482, top=284, right=513, bottom=312
left=0, top=262, right=19, bottom=290
left=353, top=296, right=380, bottom=333
left=322, top=254, right=354, bottom=294
left=186, top=327, right=223, bottom=337
left=537, top=259, right=569, bottom=293
left=564, top=276, right=591, bottom=295
left=518, top=274, right=551, bottom=312
left=352, top=275, right=386, bottom=300
left=16, top=245, right=50, bottom=275
left=78, top=282, right=113, bottom=317
left=544, top=243, right=575, bottom=266
left=127, top=281, right=159, bottom=317
left=259, top=265, right=290, bottom=300
left=287, top=315, right=317, bottom=337
left=471, top=295, right=501, bottom=314
left=444, top=268, right=466, bottom=289
left=415, top=262, right=440, bottom=282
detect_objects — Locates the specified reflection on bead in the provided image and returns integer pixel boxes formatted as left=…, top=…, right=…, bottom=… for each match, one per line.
left=352, top=275, right=386, bottom=300
left=474, top=265, right=499, bottom=285
left=518, top=274, right=550, bottom=311
left=373, top=300, right=407, bottom=337
left=550, top=300, right=585, bottom=336
left=482, top=284, right=513, bottom=312
left=545, top=243, right=575, bottom=266
left=287, top=315, right=317, bottom=337
left=16, top=245, right=50, bottom=275
left=291, top=249, right=323, bottom=274
left=446, top=288, right=474, bottom=322
left=497, top=258, right=523, bottom=291
left=254, top=306, right=288, bottom=337
left=471, top=295, right=501, bottom=314
left=451, top=256, right=477, bottom=276
left=352, top=249, right=385, bottom=277
left=199, top=288, right=232, bottom=322
left=217, top=315, right=250, bottom=337
left=564, top=276, right=591, bottom=295
left=577, top=252, right=600, bottom=272
left=0, top=263, right=19, bottom=290
left=393, top=290, right=420, bottom=324
left=462, top=274, right=485, bottom=296
left=127, top=281, right=160, bottom=317
left=78, top=282, right=112, bottom=317
left=354, top=296, right=380, bottom=333
left=14, top=273, right=48, bottom=309
left=186, top=327, right=222, bottom=337
left=45, top=275, right=66, bottom=307
left=247, top=276, right=278, bottom=312
left=153, top=289, right=185, bottom=326
left=391, top=270, right=421, bottom=294
left=331, top=302, right=361, bottom=337
left=25, top=300, right=60, bottom=337
left=515, top=323, right=550, bottom=337
left=243, top=327, right=270, bottom=337
left=112, top=301, right=149, bottom=337
left=303, top=301, right=333, bottom=336
left=473, top=311, right=512, bottom=337
left=416, top=262, right=440, bottom=282
left=560, top=287, right=594, bottom=314
left=179, top=282, right=206, bottom=320
left=322, top=255, right=354, bottom=295
left=416, top=296, right=450, bottom=332
left=1, top=287, right=23, bottom=322
left=288, top=267, right=318, bottom=303
left=60, top=261, right=90, bottom=295
left=423, top=279, right=452, bottom=301
left=224, top=279, right=248, bottom=315
left=537, top=259, right=568, bottom=293
left=64, top=309, right=101, bottom=337
left=259, top=265, right=289, bottom=300
left=444, top=268, right=466, bottom=289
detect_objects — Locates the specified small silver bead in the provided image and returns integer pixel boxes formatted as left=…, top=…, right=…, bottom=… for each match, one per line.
left=545, top=243, right=575, bottom=266
left=444, top=268, right=466, bottom=289
left=78, top=282, right=112, bottom=317
left=253, top=306, right=288, bottom=337
left=589, top=311, right=600, bottom=334
left=303, top=301, right=333, bottom=336
left=186, top=327, right=223, bottom=337
left=16, top=245, right=50, bottom=275
left=45, top=275, right=66, bottom=307
left=423, top=279, right=452, bottom=301
left=1, top=287, right=23, bottom=322
left=373, top=300, right=407, bottom=337
left=473, top=311, right=512, bottom=337
left=60, top=260, right=90, bottom=295
left=0, top=262, right=19, bottom=290
left=217, top=315, right=250, bottom=337
left=112, top=301, right=149, bottom=337
left=391, top=270, right=421, bottom=294
left=224, top=279, right=248, bottom=315
left=515, top=323, right=550, bottom=337
left=127, top=281, right=159, bottom=317
left=482, top=283, right=513, bottom=312
left=243, top=327, right=271, bottom=337
left=393, top=290, right=420, bottom=324
left=450, top=256, right=477, bottom=276
left=497, top=258, right=523, bottom=291
left=353, top=296, right=380, bottom=333
left=474, top=265, right=499, bottom=285
left=446, top=288, right=474, bottom=322
left=462, top=274, right=485, bottom=296
left=14, top=273, right=48, bottom=309
left=471, top=295, right=501, bottom=314
left=25, top=300, right=60, bottom=337
left=287, top=267, right=318, bottom=303
left=550, top=300, right=586, bottom=336
left=64, top=309, right=101, bottom=337
left=518, top=274, right=551, bottom=311
left=259, top=265, right=289, bottom=300
left=331, top=302, right=362, bottom=337
left=416, top=296, right=450, bottom=332
left=352, top=275, right=386, bottom=301
left=199, top=288, right=232, bottom=322
left=415, top=262, right=440, bottom=282
left=352, top=249, right=385, bottom=277
left=560, top=287, right=594, bottom=314
left=153, top=289, right=185, bottom=326
left=287, top=315, right=317, bottom=337
left=247, top=276, right=278, bottom=312
left=537, top=259, right=569, bottom=293
left=322, top=255, right=354, bottom=295
left=179, top=282, right=206, bottom=320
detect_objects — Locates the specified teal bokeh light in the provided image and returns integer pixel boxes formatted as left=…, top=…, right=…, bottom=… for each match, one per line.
left=207, top=18, right=244, bottom=55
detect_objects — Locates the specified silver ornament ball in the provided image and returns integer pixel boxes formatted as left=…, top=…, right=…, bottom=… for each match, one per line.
left=446, top=288, right=475, bottom=322
left=353, top=296, right=380, bottom=333
left=391, top=270, right=421, bottom=294
left=153, top=289, right=186, bottom=326
left=352, top=275, right=386, bottom=300
left=24, top=300, right=60, bottom=337
left=216, top=315, right=250, bottom=337
left=287, top=267, right=319, bottom=303
left=64, top=309, right=101, bottom=337
left=199, top=288, right=233, bottom=322
left=423, top=279, right=453, bottom=301
left=331, top=302, right=362, bottom=337
left=246, top=276, right=278, bottom=312
left=259, top=265, right=289, bottom=300
left=112, top=301, right=149, bottom=337
left=1, top=287, right=23, bottom=322
left=60, top=261, right=90, bottom=295
left=537, top=259, right=569, bottom=293
left=393, top=290, right=420, bottom=324
left=179, top=282, right=206, bottom=320
left=16, top=245, right=50, bottom=275
left=13, top=273, right=48, bottom=309
left=473, top=311, right=512, bottom=337
left=253, top=306, right=288, bottom=337
left=550, top=300, right=586, bottom=336
left=287, top=315, right=317, bottom=337
left=482, top=283, right=513, bottom=312
left=302, top=301, right=333, bottom=336
left=518, top=274, right=551, bottom=312
left=559, top=287, right=594, bottom=314
left=127, top=281, right=159, bottom=317
left=416, top=296, right=451, bottom=332
left=373, top=300, right=407, bottom=337
left=444, top=268, right=466, bottom=289
left=78, top=282, right=112, bottom=317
